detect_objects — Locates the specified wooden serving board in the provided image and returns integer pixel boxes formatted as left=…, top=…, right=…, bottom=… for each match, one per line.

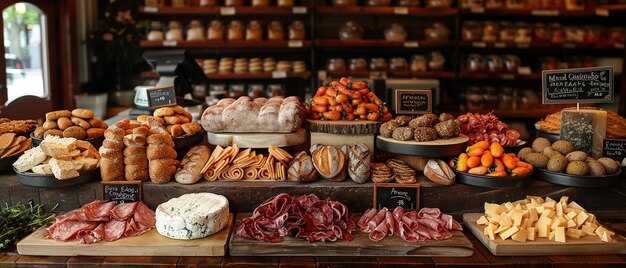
left=206, top=128, right=307, bottom=148
left=229, top=213, right=473, bottom=257
left=17, top=214, right=233, bottom=257
left=307, top=120, right=381, bottom=135
left=463, top=213, right=626, bottom=256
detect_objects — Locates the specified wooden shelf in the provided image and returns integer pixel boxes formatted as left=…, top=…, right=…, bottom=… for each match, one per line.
left=596, top=4, right=626, bottom=15
left=204, top=71, right=310, bottom=80
left=140, top=40, right=311, bottom=48
left=459, top=8, right=596, bottom=18
left=326, top=70, right=455, bottom=79
left=139, top=5, right=309, bottom=15
left=459, top=72, right=541, bottom=80
left=458, top=107, right=566, bottom=119
left=315, top=39, right=452, bottom=48
left=459, top=41, right=625, bottom=51
left=316, top=6, right=457, bottom=16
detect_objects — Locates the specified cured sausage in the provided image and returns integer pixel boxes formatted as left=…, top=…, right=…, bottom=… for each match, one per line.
left=359, top=207, right=461, bottom=242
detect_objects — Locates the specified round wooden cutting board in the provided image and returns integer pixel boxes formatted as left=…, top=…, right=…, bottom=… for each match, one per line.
left=206, top=128, right=307, bottom=148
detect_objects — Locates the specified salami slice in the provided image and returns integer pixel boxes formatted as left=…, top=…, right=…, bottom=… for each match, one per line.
left=104, top=219, right=127, bottom=242
left=369, top=220, right=388, bottom=241
left=111, top=202, right=139, bottom=221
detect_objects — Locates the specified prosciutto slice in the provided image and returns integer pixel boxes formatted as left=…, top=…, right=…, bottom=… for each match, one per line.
left=457, top=112, right=520, bottom=146
left=359, top=207, right=461, bottom=242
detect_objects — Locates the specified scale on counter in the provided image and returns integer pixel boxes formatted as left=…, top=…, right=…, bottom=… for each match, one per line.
left=130, top=49, right=206, bottom=118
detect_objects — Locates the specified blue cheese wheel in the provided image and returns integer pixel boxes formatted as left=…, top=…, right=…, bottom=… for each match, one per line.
left=156, top=193, right=229, bottom=240
left=560, top=109, right=607, bottom=158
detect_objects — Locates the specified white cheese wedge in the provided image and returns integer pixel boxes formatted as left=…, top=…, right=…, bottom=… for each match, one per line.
left=156, top=193, right=229, bottom=240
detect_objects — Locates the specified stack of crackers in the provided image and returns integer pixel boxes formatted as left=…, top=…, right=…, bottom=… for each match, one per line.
left=0, top=119, right=37, bottom=135
left=201, top=144, right=293, bottom=181
left=386, top=159, right=417, bottom=184
left=0, top=133, right=32, bottom=159
left=370, top=162, right=394, bottom=183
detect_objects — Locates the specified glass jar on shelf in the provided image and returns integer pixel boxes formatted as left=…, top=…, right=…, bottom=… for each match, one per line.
left=370, top=58, right=388, bottom=71
left=428, top=52, right=445, bottom=71
left=608, top=27, right=626, bottom=44
left=564, top=0, right=585, bottom=10
left=229, top=84, right=246, bottom=98
left=583, top=26, right=600, bottom=44
left=485, top=0, right=504, bottom=9
left=248, top=84, right=265, bottom=98
left=209, top=84, right=228, bottom=103
left=518, top=89, right=539, bottom=110
left=207, top=20, right=224, bottom=40
left=396, top=0, right=420, bottom=6
left=186, top=20, right=205, bottom=41
left=147, top=21, right=164, bottom=41
left=410, top=55, right=427, bottom=72
left=425, top=22, right=450, bottom=41
left=461, top=0, right=484, bottom=9
left=540, top=0, right=561, bottom=9
left=145, top=0, right=164, bottom=7
left=349, top=58, right=368, bottom=71
left=482, top=21, right=499, bottom=42
left=498, top=87, right=515, bottom=110
left=483, top=86, right=498, bottom=110
left=365, top=0, right=392, bottom=6
left=252, top=0, right=270, bottom=6
left=389, top=58, right=408, bottom=71
left=503, top=54, right=520, bottom=73
left=499, top=22, right=515, bottom=42
left=526, top=0, right=540, bottom=8
left=486, top=55, right=503, bottom=73
left=246, top=20, right=263, bottom=41
left=326, top=58, right=347, bottom=72
left=267, top=21, right=285, bottom=40
left=267, top=84, right=284, bottom=97
left=533, top=23, right=550, bottom=43
left=227, top=20, right=244, bottom=40
left=384, top=23, right=408, bottom=41
left=565, top=26, right=585, bottom=43
left=505, top=0, right=525, bottom=9
left=288, top=21, right=306, bottom=40
left=339, top=21, right=364, bottom=40
left=224, top=0, right=244, bottom=6
left=514, top=22, right=532, bottom=43
left=541, top=57, right=559, bottom=70
left=466, top=54, right=485, bottom=73
left=332, top=0, right=358, bottom=6
left=425, top=0, right=452, bottom=8
left=171, top=0, right=189, bottom=7
left=550, top=23, right=565, bottom=43
left=277, top=0, right=295, bottom=7
left=462, top=21, right=482, bottom=42
left=467, top=87, right=484, bottom=111
left=165, top=21, right=183, bottom=41
left=200, top=0, right=218, bottom=6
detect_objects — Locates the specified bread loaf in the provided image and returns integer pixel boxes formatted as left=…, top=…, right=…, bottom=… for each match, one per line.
left=348, top=143, right=370, bottom=184
left=100, top=119, right=128, bottom=181
left=287, top=151, right=318, bottom=182
left=147, top=118, right=178, bottom=183
left=175, top=145, right=210, bottom=184
left=124, top=125, right=148, bottom=181
left=423, top=159, right=455, bottom=185
left=311, top=145, right=345, bottom=180
left=201, top=96, right=304, bottom=133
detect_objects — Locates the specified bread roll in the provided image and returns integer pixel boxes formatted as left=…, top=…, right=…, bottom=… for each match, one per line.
left=149, top=158, right=178, bottom=183
left=287, top=151, right=318, bottom=182
left=175, top=145, right=210, bottom=184
left=423, top=159, right=456, bottom=185
left=348, top=143, right=370, bottom=184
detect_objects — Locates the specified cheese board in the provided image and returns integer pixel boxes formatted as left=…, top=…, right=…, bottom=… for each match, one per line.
left=463, top=213, right=626, bottom=256
left=15, top=167, right=100, bottom=188
left=533, top=168, right=622, bottom=188
left=454, top=170, right=531, bottom=189
left=229, top=213, right=473, bottom=257
left=206, top=128, right=307, bottom=148
left=17, top=214, right=233, bottom=256
left=376, top=135, right=469, bottom=158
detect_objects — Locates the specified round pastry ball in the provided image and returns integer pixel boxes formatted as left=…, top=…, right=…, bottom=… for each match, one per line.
left=409, top=115, right=436, bottom=128
left=392, top=127, right=414, bottom=141
left=547, top=154, right=568, bottom=173
left=380, top=121, right=399, bottom=138
left=414, top=127, right=438, bottom=142
left=525, top=153, right=549, bottom=169
left=566, top=161, right=589, bottom=176
left=542, top=146, right=562, bottom=158
left=518, top=147, right=533, bottom=160
left=565, top=151, right=588, bottom=162
left=532, top=138, right=551, bottom=153
left=586, top=160, right=606, bottom=176
left=597, top=157, right=620, bottom=174
left=438, top=113, right=455, bottom=123
left=394, top=115, right=412, bottom=127
left=434, top=120, right=460, bottom=139
left=552, top=140, right=575, bottom=155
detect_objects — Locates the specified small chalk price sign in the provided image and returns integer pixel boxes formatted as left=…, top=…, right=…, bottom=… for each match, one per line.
left=603, top=138, right=626, bottom=162
left=147, top=85, right=177, bottom=108
left=374, top=183, right=420, bottom=210
left=395, top=89, right=432, bottom=115
left=102, top=181, right=142, bottom=205
left=542, top=66, right=614, bottom=104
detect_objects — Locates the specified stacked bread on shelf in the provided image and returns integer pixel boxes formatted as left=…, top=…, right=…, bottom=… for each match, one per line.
left=147, top=119, right=179, bottom=183
left=33, top=109, right=107, bottom=140
left=124, top=125, right=149, bottom=181
left=139, top=105, right=203, bottom=138
left=100, top=119, right=129, bottom=181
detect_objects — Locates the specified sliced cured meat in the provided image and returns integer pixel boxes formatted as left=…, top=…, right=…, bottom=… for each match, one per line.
left=365, top=208, right=387, bottom=233
left=81, top=223, right=105, bottom=244
left=104, top=219, right=127, bottom=242
left=133, top=202, right=156, bottom=228
left=111, top=202, right=139, bottom=221
left=357, top=208, right=376, bottom=230
left=384, top=211, right=397, bottom=236
left=48, top=221, right=96, bottom=242
left=369, top=220, right=389, bottom=241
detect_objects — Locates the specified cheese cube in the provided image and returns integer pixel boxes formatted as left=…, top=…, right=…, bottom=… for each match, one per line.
left=569, top=201, right=585, bottom=211
left=595, top=226, right=606, bottom=238
left=499, top=212, right=512, bottom=227
left=549, top=231, right=556, bottom=240
left=543, top=201, right=557, bottom=210
left=511, top=210, right=524, bottom=226
left=546, top=197, right=556, bottom=203
left=556, top=203, right=563, bottom=217
left=537, top=220, right=550, bottom=238
left=485, top=203, right=505, bottom=214
left=601, top=232, right=611, bottom=242
left=477, top=216, right=489, bottom=225
left=576, top=212, right=590, bottom=227
left=551, top=218, right=564, bottom=230
left=555, top=227, right=566, bottom=243
left=526, top=195, right=542, bottom=202
left=566, top=229, right=582, bottom=239
left=486, top=224, right=496, bottom=240
left=511, top=228, right=528, bottom=243
left=527, top=227, right=537, bottom=241
left=581, top=225, right=597, bottom=236
left=500, top=226, right=519, bottom=240
left=543, top=209, right=555, bottom=219
left=559, top=196, right=569, bottom=204
left=505, top=202, right=515, bottom=212
left=566, top=211, right=578, bottom=220
left=536, top=206, right=545, bottom=214
left=495, top=225, right=510, bottom=235
left=567, top=219, right=577, bottom=228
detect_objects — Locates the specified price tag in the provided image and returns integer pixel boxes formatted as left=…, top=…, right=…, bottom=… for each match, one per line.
left=102, top=181, right=142, bottom=205
left=393, top=7, right=409, bottom=15
left=395, top=89, right=432, bottom=115
left=470, top=7, right=485, bottom=13
left=220, top=6, right=236, bottom=15
left=532, top=9, right=559, bottom=16
left=494, top=42, right=506, bottom=48
left=517, top=66, right=532, bottom=75
left=147, top=84, right=177, bottom=108
left=517, top=43, right=530, bottom=48
left=288, top=40, right=303, bottom=47
left=595, top=8, right=609, bottom=17
left=292, top=6, right=307, bottom=14
left=143, top=6, right=158, bottom=13
left=542, top=66, right=614, bottom=104
left=374, top=183, right=420, bottom=211
left=603, top=138, right=626, bottom=162
left=563, top=43, right=576, bottom=49
left=162, top=40, right=178, bottom=47
left=472, top=41, right=486, bottom=48
left=317, top=70, right=327, bottom=81
left=404, top=41, right=419, bottom=48
left=272, top=70, right=287, bottom=79
left=614, top=43, right=625, bottom=49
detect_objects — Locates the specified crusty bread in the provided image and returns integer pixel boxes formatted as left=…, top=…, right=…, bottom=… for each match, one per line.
left=39, top=136, right=77, bottom=157
left=100, top=156, right=124, bottom=181
left=149, top=158, right=178, bottom=183
left=175, top=145, right=210, bottom=184
left=423, top=159, right=456, bottom=185
left=49, top=158, right=80, bottom=180
left=147, top=145, right=177, bottom=160
left=31, top=164, right=53, bottom=175
left=201, top=96, right=304, bottom=133
left=13, top=147, right=47, bottom=172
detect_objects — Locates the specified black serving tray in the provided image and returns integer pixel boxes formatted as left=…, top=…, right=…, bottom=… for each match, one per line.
left=536, top=130, right=560, bottom=143
left=454, top=170, right=531, bottom=189
left=31, top=132, right=104, bottom=148
left=15, top=167, right=100, bottom=188
left=504, top=140, right=527, bottom=154
left=0, top=155, right=20, bottom=171
left=173, top=132, right=206, bottom=150
left=533, top=168, right=622, bottom=188
left=376, top=135, right=468, bottom=158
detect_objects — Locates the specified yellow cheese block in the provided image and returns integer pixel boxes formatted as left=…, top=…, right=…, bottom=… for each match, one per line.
left=555, top=227, right=566, bottom=243
left=500, top=226, right=519, bottom=240
left=511, top=228, right=528, bottom=243
left=527, top=227, right=537, bottom=241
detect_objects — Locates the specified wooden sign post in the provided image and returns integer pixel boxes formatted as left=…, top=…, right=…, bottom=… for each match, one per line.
left=373, top=183, right=420, bottom=210
left=394, top=89, right=432, bottom=115
left=603, top=138, right=626, bottom=163
left=147, top=85, right=177, bottom=108
left=542, top=66, right=614, bottom=105
left=101, top=181, right=142, bottom=204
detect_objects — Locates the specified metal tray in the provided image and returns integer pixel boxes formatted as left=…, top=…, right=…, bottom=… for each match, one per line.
left=0, top=155, right=20, bottom=171
left=536, top=130, right=560, bottom=143
left=533, top=168, right=622, bottom=188
left=173, top=133, right=206, bottom=150
left=376, top=135, right=469, bottom=158
left=31, top=133, right=104, bottom=148
left=454, top=170, right=531, bottom=189
left=15, top=167, right=100, bottom=188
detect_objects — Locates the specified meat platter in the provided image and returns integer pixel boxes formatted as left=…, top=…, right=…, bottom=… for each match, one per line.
left=229, top=213, right=473, bottom=257
left=376, top=135, right=469, bottom=158
left=17, top=214, right=234, bottom=257
left=533, top=168, right=622, bottom=188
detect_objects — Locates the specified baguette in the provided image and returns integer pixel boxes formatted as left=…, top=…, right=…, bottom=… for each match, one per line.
left=175, top=145, right=210, bottom=184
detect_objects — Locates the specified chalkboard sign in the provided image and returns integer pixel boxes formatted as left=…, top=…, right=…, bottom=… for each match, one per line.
left=395, top=89, right=432, bottom=115
left=147, top=85, right=177, bottom=108
left=603, top=138, right=626, bottom=162
left=373, top=183, right=420, bottom=210
left=101, top=181, right=142, bottom=204
left=542, top=66, right=614, bottom=104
